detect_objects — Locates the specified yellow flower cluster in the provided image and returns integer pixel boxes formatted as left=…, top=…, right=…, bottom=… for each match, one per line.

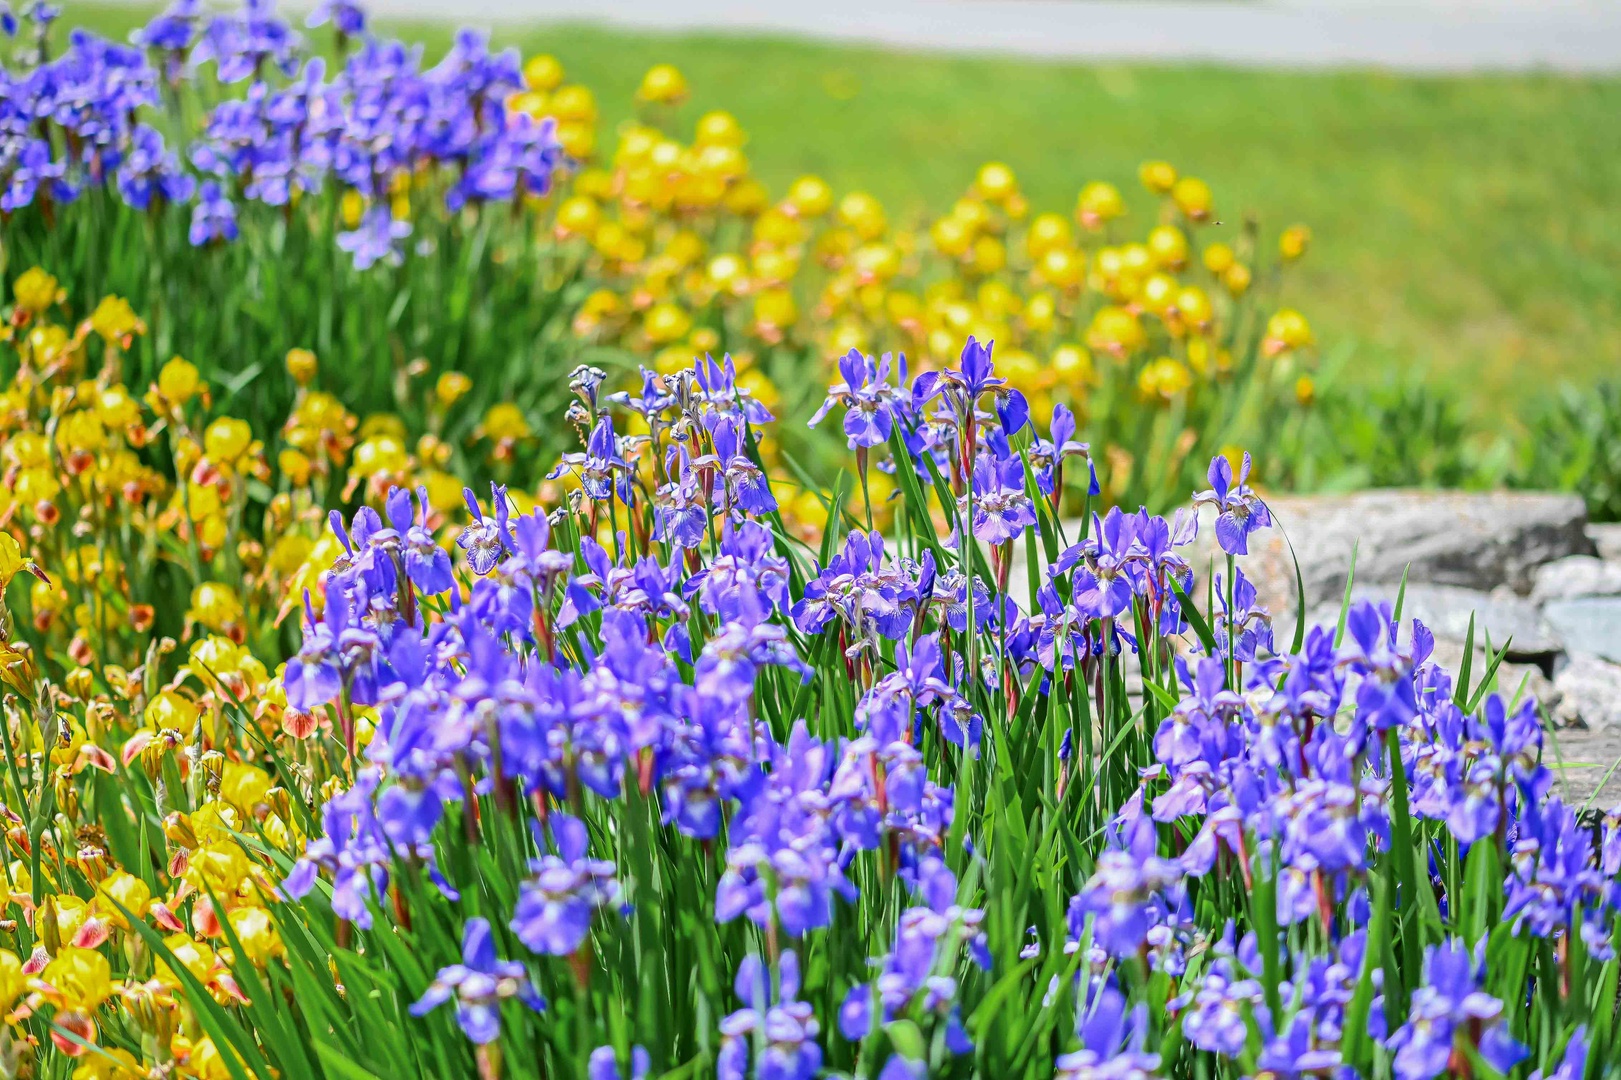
left=492, top=59, right=1318, bottom=513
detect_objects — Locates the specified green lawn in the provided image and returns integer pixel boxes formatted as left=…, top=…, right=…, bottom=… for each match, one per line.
left=60, top=4, right=1621, bottom=418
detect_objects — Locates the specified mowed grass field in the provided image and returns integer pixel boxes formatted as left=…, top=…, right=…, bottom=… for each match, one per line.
left=60, top=4, right=1621, bottom=419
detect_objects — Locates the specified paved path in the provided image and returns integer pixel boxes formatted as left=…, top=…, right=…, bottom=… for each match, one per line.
left=317, top=0, right=1621, bottom=73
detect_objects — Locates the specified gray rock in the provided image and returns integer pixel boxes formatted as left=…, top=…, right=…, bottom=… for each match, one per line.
left=1305, top=583, right=1563, bottom=661
left=1427, top=639, right=1557, bottom=713
left=1546, top=724, right=1621, bottom=808
left=1188, top=489, right=1592, bottom=621
left=1589, top=523, right=1621, bottom=563
left=1542, top=598, right=1621, bottom=663
left=1531, top=555, right=1621, bottom=603
left=1552, top=653, right=1621, bottom=731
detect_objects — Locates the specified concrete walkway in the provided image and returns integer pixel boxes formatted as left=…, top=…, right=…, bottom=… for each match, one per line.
left=329, top=0, right=1621, bottom=73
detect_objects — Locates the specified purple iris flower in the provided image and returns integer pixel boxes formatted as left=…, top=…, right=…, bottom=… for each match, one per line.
left=1255, top=1013, right=1343, bottom=1079
left=509, top=812, right=622, bottom=956
left=549, top=415, right=633, bottom=504
left=136, top=0, right=203, bottom=51
left=965, top=452, right=1036, bottom=546
left=1192, top=451, right=1272, bottom=556
left=1067, top=815, right=1184, bottom=958
left=1056, top=507, right=1139, bottom=619
left=306, top=0, right=366, bottom=36
left=456, top=483, right=515, bottom=576
left=718, top=951, right=822, bottom=1080
left=385, top=485, right=455, bottom=595
left=2, top=139, right=71, bottom=211
left=808, top=348, right=904, bottom=448
left=837, top=857, right=984, bottom=1060
left=1531, top=1027, right=1589, bottom=1080
left=1385, top=938, right=1527, bottom=1080
left=115, top=124, right=195, bottom=210
left=1030, top=403, right=1089, bottom=497
left=706, top=415, right=777, bottom=515
left=409, top=918, right=545, bottom=1044
left=337, top=206, right=412, bottom=270
left=189, top=179, right=238, bottom=246
left=1179, top=963, right=1260, bottom=1057
left=1055, top=984, right=1161, bottom=1080
left=1504, top=796, right=1606, bottom=941
left=281, top=770, right=397, bottom=927
left=588, top=1046, right=651, bottom=1080
left=283, top=577, right=380, bottom=710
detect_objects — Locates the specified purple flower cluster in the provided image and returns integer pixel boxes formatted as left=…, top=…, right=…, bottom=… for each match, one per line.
left=1, top=1, right=562, bottom=266
left=837, top=857, right=986, bottom=1070
left=272, top=337, right=1617, bottom=1072
left=410, top=917, right=546, bottom=1045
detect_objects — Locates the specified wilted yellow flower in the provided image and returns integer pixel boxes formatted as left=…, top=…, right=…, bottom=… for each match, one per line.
left=188, top=582, right=244, bottom=633
left=435, top=371, right=473, bottom=408
left=228, top=905, right=284, bottom=966
left=286, top=347, right=319, bottom=385
left=89, top=295, right=144, bottom=342
left=220, top=761, right=273, bottom=814
left=551, top=85, right=598, bottom=124
left=0, top=949, right=22, bottom=1013
left=204, top=417, right=253, bottom=463
left=1279, top=224, right=1312, bottom=261
left=1138, top=357, right=1193, bottom=400
left=41, top=947, right=113, bottom=1012
left=644, top=301, right=692, bottom=345
left=1171, top=176, right=1214, bottom=222
left=158, top=356, right=202, bottom=404
left=555, top=195, right=600, bottom=237
left=638, top=63, right=690, bottom=105
left=1202, top=242, right=1235, bottom=275
left=96, top=871, right=152, bottom=927
left=1075, top=181, right=1124, bottom=229
left=787, top=175, right=833, bottom=218
left=1222, top=262, right=1252, bottom=297
left=524, top=53, right=564, bottom=91
left=1263, top=308, right=1313, bottom=355
left=1295, top=373, right=1317, bottom=406
left=974, top=161, right=1018, bottom=203
left=694, top=109, right=744, bottom=148
left=13, top=266, right=58, bottom=313
left=480, top=403, right=531, bottom=442
left=838, top=192, right=886, bottom=240
left=1139, top=160, right=1177, bottom=195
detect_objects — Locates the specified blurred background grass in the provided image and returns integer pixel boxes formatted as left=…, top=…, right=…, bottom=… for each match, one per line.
left=63, top=2, right=1621, bottom=423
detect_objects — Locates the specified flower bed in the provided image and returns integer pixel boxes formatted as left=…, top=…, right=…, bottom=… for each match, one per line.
left=0, top=3, right=1615, bottom=1079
